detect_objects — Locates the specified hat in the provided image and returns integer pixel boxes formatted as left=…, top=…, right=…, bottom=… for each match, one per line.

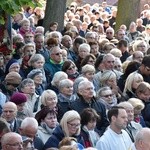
left=5, top=59, right=19, bottom=74
left=10, top=92, right=27, bottom=105
left=5, top=71, right=22, bottom=85
left=27, top=69, right=42, bottom=79
left=35, top=106, right=57, bottom=124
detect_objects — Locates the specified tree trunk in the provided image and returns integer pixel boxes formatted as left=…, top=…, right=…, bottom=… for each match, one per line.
left=43, top=0, right=67, bottom=32
left=115, top=0, right=140, bottom=31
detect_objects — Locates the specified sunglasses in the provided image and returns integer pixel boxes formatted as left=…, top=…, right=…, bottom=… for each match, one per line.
left=106, top=32, right=112, bottom=34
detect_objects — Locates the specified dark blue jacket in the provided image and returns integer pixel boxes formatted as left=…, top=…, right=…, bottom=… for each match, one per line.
left=44, top=125, right=83, bottom=149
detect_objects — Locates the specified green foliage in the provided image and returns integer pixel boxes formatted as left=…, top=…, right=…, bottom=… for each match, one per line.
left=0, top=0, right=42, bottom=24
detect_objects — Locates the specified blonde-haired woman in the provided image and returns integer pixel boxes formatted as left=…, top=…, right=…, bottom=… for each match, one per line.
left=123, top=72, right=143, bottom=99
left=128, top=98, right=146, bottom=127
left=44, top=110, right=83, bottom=149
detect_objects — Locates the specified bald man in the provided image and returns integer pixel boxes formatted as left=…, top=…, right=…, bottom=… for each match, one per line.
left=2, top=102, right=22, bottom=133
left=1, top=132, right=23, bottom=150
left=130, top=128, right=150, bottom=150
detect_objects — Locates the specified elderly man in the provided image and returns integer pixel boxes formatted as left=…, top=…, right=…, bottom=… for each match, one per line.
left=130, top=128, right=150, bottom=150
left=1, top=132, right=23, bottom=150
left=118, top=102, right=142, bottom=142
left=44, top=45, right=63, bottom=81
left=19, top=117, right=44, bottom=150
left=106, top=27, right=115, bottom=41
left=2, top=102, right=22, bottom=133
left=96, top=106, right=132, bottom=150
left=71, top=80, right=109, bottom=135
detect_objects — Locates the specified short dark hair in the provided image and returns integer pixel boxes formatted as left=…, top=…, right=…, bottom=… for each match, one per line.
left=107, top=106, right=125, bottom=122
left=117, top=40, right=127, bottom=48
left=80, top=108, right=100, bottom=126
left=141, top=55, right=150, bottom=68
left=49, top=22, right=58, bottom=27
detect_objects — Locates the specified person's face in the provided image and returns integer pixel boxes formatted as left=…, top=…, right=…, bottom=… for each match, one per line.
left=32, top=59, right=45, bottom=69
left=114, top=109, right=128, bottom=130
left=62, top=50, right=68, bottom=61
left=86, top=121, right=97, bottom=130
left=67, top=119, right=80, bottom=136
left=22, top=22, right=30, bottom=31
left=86, top=36, right=95, bottom=43
left=21, top=82, right=35, bottom=95
left=50, top=25, right=57, bottom=31
left=63, top=37, right=72, bottom=49
left=134, top=108, right=142, bottom=118
left=2, top=105, right=17, bottom=122
left=140, top=138, right=150, bottom=150
left=114, top=61, right=122, bottom=72
left=125, top=107, right=134, bottom=122
left=9, top=65, right=20, bottom=73
left=4, top=136, right=23, bottom=150
left=117, top=31, right=125, bottom=40
left=137, top=89, right=150, bottom=102
left=90, top=44, right=99, bottom=56
left=24, top=46, right=35, bottom=57
left=45, top=95, right=57, bottom=109
left=143, top=65, right=150, bottom=76
left=106, top=30, right=114, bottom=39
left=106, top=77, right=117, bottom=88
left=24, top=34, right=34, bottom=43
left=133, top=52, right=144, bottom=63
left=43, top=113, right=57, bottom=128
left=66, top=64, right=77, bottom=75
left=87, top=58, right=96, bottom=66
left=78, top=49, right=90, bottom=59
left=137, top=43, right=147, bottom=54
left=132, top=77, right=143, bottom=89
left=61, top=84, right=73, bottom=96
left=79, top=83, right=94, bottom=100
left=35, top=37, right=44, bottom=49
left=33, top=73, right=43, bottom=85
left=17, top=103, right=26, bottom=112
left=50, top=49, right=63, bottom=63
left=103, top=56, right=115, bottom=70
left=20, top=127, right=37, bottom=140
left=101, top=89, right=113, bottom=104
left=84, top=72, right=95, bottom=81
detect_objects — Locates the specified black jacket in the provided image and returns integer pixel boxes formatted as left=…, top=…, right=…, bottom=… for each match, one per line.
left=70, top=95, right=109, bottom=134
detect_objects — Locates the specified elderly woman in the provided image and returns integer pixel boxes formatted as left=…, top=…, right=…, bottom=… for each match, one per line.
left=62, top=60, right=79, bottom=81
left=35, top=107, right=58, bottom=144
left=123, top=72, right=143, bottom=99
left=44, top=110, right=83, bottom=149
left=75, top=43, right=90, bottom=71
left=128, top=98, right=146, bottom=127
left=27, top=69, right=44, bottom=95
left=28, top=54, right=46, bottom=83
left=71, top=80, right=109, bottom=134
left=49, top=71, right=68, bottom=94
left=97, top=86, right=117, bottom=111
left=135, top=82, right=150, bottom=127
left=58, top=79, right=76, bottom=116
left=81, top=64, right=98, bottom=91
left=19, top=78, right=40, bottom=114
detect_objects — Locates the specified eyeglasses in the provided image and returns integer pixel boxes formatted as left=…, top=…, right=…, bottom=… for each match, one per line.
left=102, top=94, right=113, bottom=98
left=67, top=123, right=81, bottom=128
left=7, top=142, right=23, bottom=147
left=7, top=83, right=19, bottom=87
left=67, top=66, right=76, bottom=70
left=88, top=60, right=96, bottom=63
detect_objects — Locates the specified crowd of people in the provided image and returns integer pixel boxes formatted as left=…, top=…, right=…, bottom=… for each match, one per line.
left=0, top=0, right=150, bottom=150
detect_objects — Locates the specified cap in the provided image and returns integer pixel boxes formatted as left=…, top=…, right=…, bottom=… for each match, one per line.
left=10, top=92, right=27, bottom=105
left=27, top=69, right=42, bottom=79
left=5, top=72, right=22, bottom=85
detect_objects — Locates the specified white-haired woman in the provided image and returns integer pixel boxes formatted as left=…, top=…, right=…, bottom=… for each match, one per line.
left=44, top=110, right=83, bottom=149
left=48, top=71, right=68, bottom=94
